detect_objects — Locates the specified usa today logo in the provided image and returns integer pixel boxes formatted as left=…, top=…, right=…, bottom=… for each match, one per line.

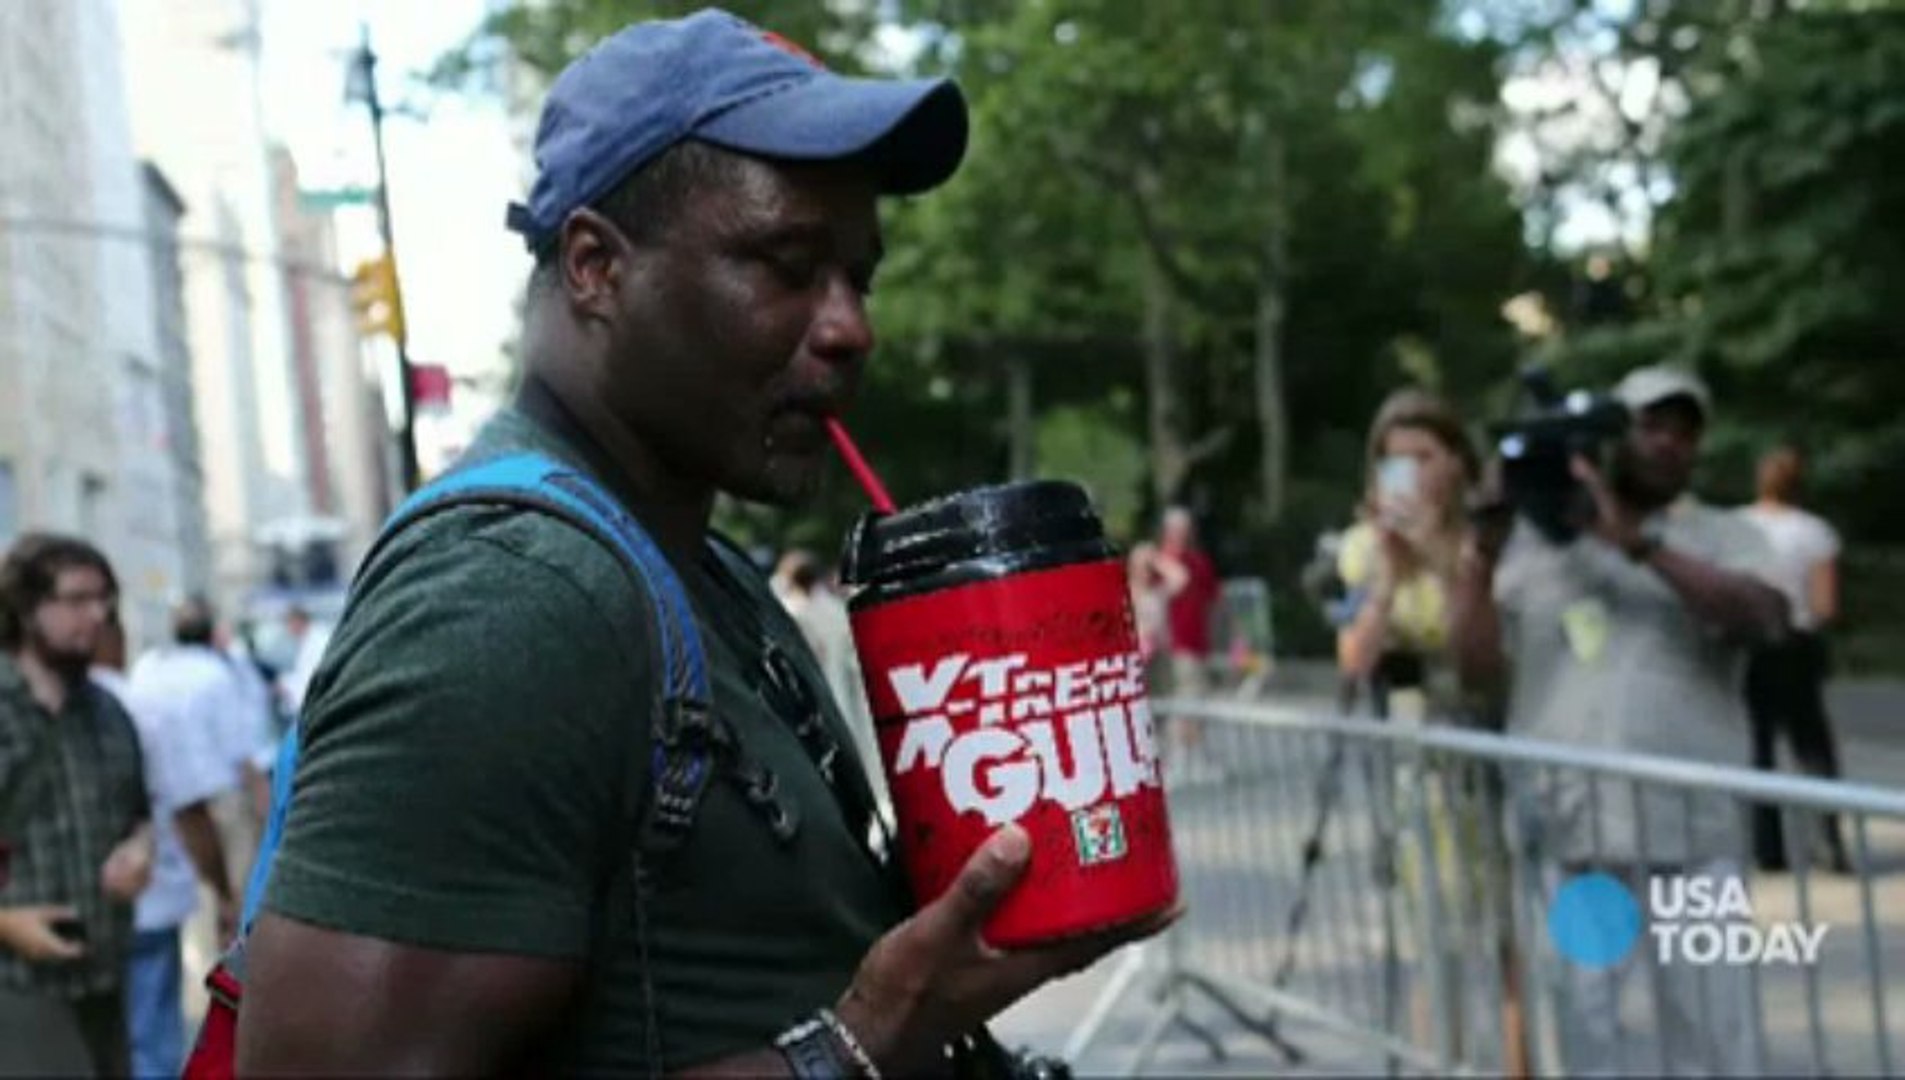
left=1548, top=872, right=1830, bottom=969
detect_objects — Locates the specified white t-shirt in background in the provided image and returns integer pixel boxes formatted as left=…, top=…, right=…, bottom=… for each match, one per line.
left=1738, top=504, right=1841, bottom=632
left=279, top=624, right=334, bottom=719
left=99, top=657, right=238, bottom=932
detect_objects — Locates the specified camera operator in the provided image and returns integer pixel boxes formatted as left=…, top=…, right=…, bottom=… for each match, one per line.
left=1449, top=365, right=1787, bottom=1077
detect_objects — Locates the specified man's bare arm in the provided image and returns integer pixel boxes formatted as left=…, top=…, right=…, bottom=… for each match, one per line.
left=239, top=827, right=1171, bottom=1076
left=1570, top=456, right=1787, bottom=644
left=1638, top=544, right=1789, bottom=644
left=1808, top=557, right=1839, bottom=628
left=239, top=913, right=585, bottom=1075
left=173, top=802, right=231, bottom=903
left=242, top=915, right=804, bottom=1077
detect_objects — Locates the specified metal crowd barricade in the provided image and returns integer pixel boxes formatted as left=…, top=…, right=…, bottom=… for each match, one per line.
left=1063, top=697, right=1905, bottom=1077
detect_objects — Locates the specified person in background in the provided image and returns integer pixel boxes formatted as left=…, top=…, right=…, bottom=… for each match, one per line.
left=0, top=534, right=152, bottom=1077
left=276, top=606, right=333, bottom=724
left=1451, top=365, right=1788, bottom=1076
left=1739, top=445, right=1852, bottom=872
left=770, top=548, right=829, bottom=656
left=1153, top=508, right=1220, bottom=750
left=130, top=600, right=261, bottom=906
left=1331, top=389, right=1525, bottom=1069
left=99, top=611, right=236, bottom=1078
left=1127, top=541, right=1170, bottom=677
left=86, top=608, right=134, bottom=715
left=1335, top=389, right=1480, bottom=721
left=772, top=549, right=883, bottom=810
left=282, top=607, right=310, bottom=659
left=215, top=616, right=275, bottom=875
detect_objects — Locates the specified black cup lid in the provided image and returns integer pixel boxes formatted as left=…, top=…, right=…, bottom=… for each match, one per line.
left=839, top=480, right=1108, bottom=589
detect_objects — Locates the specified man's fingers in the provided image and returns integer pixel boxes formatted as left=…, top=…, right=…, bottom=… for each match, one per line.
left=1127, top=902, right=1186, bottom=938
left=1005, top=902, right=1184, bottom=983
left=1045, top=913, right=1178, bottom=976
left=14, top=904, right=79, bottom=923
left=45, top=937, right=85, bottom=962
left=9, top=909, right=87, bottom=963
left=924, top=825, right=1032, bottom=939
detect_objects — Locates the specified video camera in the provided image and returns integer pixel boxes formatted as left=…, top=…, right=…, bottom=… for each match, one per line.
left=1483, top=366, right=1629, bottom=543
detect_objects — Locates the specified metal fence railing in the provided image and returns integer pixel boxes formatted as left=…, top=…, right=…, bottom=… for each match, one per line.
left=1064, top=698, right=1905, bottom=1078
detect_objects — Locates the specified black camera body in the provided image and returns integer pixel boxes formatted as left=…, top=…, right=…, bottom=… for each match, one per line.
left=1486, top=367, right=1629, bottom=543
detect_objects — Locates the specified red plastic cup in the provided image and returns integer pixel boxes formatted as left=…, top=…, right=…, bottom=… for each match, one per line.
left=839, top=481, right=1179, bottom=947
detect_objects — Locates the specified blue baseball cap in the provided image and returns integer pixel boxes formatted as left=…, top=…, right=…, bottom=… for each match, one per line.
left=505, top=8, right=968, bottom=251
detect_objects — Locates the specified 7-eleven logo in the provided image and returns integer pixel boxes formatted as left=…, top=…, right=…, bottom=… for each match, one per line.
left=1071, top=805, right=1128, bottom=866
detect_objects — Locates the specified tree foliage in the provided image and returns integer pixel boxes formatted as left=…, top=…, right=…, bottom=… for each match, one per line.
left=1658, top=8, right=1905, bottom=529
left=1529, top=5, right=1905, bottom=538
left=891, top=2, right=1525, bottom=541
left=442, top=1, right=1901, bottom=662
left=432, top=0, right=879, bottom=86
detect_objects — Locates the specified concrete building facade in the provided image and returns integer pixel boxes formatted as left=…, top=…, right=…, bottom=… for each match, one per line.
left=120, top=0, right=313, bottom=615
left=0, top=0, right=118, bottom=549
left=269, top=147, right=393, bottom=575
left=142, top=164, right=215, bottom=604
left=0, top=0, right=199, bottom=648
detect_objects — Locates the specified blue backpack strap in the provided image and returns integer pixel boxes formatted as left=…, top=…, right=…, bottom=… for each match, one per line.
left=237, top=728, right=301, bottom=932
left=235, top=450, right=717, bottom=938
left=388, top=453, right=709, bottom=704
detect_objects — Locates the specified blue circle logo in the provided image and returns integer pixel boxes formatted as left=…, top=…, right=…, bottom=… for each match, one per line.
left=1548, top=872, right=1642, bottom=969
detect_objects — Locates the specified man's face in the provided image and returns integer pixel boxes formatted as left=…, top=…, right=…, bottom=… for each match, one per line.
left=605, top=157, right=881, bottom=507
left=29, top=566, right=115, bottom=671
left=1614, top=397, right=1704, bottom=507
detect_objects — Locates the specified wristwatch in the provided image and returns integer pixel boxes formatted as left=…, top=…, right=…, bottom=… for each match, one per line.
left=775, top=1015, right=855, bottom=1079
left=775, top=1010, right=881, bottom=1079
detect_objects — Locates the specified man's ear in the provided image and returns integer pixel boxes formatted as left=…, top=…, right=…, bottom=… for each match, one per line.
left=557, top=209, right=631, bottom=323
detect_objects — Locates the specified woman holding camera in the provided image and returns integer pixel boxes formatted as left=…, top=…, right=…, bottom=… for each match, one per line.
left=1331, top=389, right=1529, bottom=1073
left=1336, top=390, right=1481, bottom=719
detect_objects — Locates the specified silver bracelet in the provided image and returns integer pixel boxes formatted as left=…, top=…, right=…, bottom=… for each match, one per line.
left=817, top=1007, right=882, bottom=1080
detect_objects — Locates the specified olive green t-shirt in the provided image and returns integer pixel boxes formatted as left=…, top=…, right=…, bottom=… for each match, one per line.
left=263, top=404, right=905, bottom=1072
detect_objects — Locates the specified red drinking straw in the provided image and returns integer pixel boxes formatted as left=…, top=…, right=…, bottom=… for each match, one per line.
left=825, top=417, right=897, bottom=514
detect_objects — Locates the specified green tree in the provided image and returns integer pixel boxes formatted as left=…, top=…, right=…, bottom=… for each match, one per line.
left=444, top=1, right=1529, bottom=654
left=1526, top=5, right=1905, bottom=532
left=434, top=0, right=878, bottom=85
left=1653, top=7, right=1905, bottom=532
left=899, top=1, right=1525, bottom=526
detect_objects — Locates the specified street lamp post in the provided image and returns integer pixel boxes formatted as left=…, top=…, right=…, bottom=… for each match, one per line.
left=347, top=25, right=421, bottom=492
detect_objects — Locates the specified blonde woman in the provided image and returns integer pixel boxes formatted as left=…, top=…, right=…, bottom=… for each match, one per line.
left=1336, top=390, right=1479, bottom=718
left=1333, top=389, right=1529, bottom=1074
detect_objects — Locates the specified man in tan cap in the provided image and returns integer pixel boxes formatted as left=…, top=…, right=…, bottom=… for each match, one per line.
left=1451, top=364, right=1788, bottom=1076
